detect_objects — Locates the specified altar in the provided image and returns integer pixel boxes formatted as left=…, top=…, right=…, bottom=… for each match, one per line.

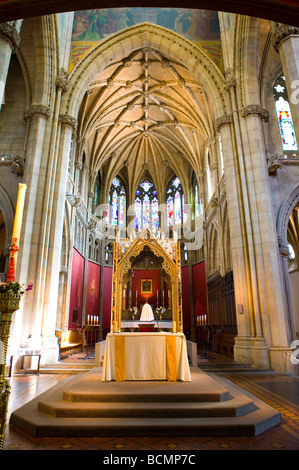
left=102, top=332, right=191, bottom=382
left=105, top=229, right=189, bottom=382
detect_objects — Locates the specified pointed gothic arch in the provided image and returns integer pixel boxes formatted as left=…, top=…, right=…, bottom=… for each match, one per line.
left=111, top=229, right=182, bottom=332
left=62, top=22, right=227, bottom=121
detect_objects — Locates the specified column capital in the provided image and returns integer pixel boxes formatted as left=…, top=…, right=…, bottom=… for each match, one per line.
left=23, top=104, right=52, bottom=122
left=278, top=236, right=289, bottom=258
left=58, top=113, right=77, bottom=132
left=241, top=104, right=269, bottom=122
left=214, top=113, right=233, bottom=133
left=224, top=68, right=236, bottom=91
left=56, top=68, right=68, bottom=92
left=0, top=23, right=21, bottom=52
left=272, top=23, right=299, bottom=52
left=74, top=161, right=83, bottom=170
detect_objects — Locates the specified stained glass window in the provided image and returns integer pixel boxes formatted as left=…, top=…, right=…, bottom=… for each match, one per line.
left=274, top=74, right=298, bottom=151
left=195, top=184, right=200, bottom=217
left=166, top=176, right=185, bottom=226
left=119, top=186, right=126, bottom=227
left=91, top=174, right=100, bottom=215
left=134, top=179, right=159, bottom=230
left=106, top=176, right=126, bottom=226
left=194, top=182, right=203, bottom=218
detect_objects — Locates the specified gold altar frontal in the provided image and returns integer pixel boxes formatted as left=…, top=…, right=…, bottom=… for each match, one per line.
left=102, top=332, right=191, bottom=382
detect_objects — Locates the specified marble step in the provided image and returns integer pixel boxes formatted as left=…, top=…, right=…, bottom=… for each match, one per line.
left=38, top=396, right=256, bottom=418
left=10, top=368, right=281, bottom=438
left=40, top=363, right=94, bottom=374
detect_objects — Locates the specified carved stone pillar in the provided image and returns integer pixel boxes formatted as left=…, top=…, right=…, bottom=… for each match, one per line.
left=0, top=23, right=21, bottom=110
left=14, top=104, right=52, bottom=353
left=40, top=114, right=77, bottom=352
left=215, top=110, right=272, bottom=369
left=240, top=102, right=296, bottom=372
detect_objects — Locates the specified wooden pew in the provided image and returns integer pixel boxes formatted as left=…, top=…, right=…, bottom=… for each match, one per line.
left=56, top=328, right=84, bottom=358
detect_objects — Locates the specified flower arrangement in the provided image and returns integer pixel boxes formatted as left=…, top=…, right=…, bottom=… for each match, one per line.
left=129, top=306, right=138, bottom=318
left=155, top=306, right=166, bottom=314
left=0, top=281, right=33, bottom=296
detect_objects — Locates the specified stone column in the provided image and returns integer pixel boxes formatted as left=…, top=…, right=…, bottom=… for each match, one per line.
left=13, top=104, right=52, bottom=354
left=271, top=23, right=299, bottom=143
left=41, top=113, right=77, bottom=361
left=215, top=113, right=270, bottom=368
left=240, top=104, right=294, bottom=372
left=0, top=23, right=21, bottom=111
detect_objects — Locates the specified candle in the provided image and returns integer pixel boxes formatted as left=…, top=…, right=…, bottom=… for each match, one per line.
left=6, top=183, right=27, bottom=282
left=87, top=315, right=90, bottom=325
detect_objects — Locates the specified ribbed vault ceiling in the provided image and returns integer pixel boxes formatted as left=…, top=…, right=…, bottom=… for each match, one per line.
left=79, top=46, right=214, bottom=200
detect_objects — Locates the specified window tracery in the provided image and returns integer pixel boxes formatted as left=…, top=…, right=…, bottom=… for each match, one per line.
left=134, top=179, right=159, bottom=230
left=274, top=74, right=298, bottom=152
left=166, top=176, right=187, bottom=226
left=106, top=176, right=126, bottom=227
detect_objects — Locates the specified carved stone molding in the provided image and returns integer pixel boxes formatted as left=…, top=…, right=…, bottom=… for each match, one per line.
left=59, top=114, right=78, bottom=132
left=56, top=68, right=68, bottom=92
left=209, top=161, right=218, bottom=171
left=272, top=23, right=299, bottom=52
left=278, top=236, right=289, bottom=258
left=0, top=154, right=25, bottom=175
left=23, top=104, right=52, bottom=122
left=224, top=68, right=236, bottom=91
left=0, top=23, right=21, bottom=52
left=267, top=153, right=283, bottom=175
left=89, top=170, right=97, bottom=180
left=75, top=161, right=83, bottom=170
left=214, top=113, right=233, bottom=133
left=241, top=104, right=269, bottom=122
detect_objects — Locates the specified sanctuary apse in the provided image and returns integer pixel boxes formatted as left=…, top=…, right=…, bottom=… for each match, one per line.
left=0, top=7, right=299, bottom=377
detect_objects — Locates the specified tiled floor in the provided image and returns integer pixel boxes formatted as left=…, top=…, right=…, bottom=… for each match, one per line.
left=2, top=350, right=299, bottom=452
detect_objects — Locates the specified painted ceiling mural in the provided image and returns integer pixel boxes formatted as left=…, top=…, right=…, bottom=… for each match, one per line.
left=69, top=8, right=223, bottom=73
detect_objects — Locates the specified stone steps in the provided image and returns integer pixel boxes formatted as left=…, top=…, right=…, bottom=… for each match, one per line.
left=197, top=362, right=272, bottom=373
left=38, top=396, right=256, bottom=419
left=40, top=363, right=94, bottom=374
left=10, top=367, right=281, bottom=437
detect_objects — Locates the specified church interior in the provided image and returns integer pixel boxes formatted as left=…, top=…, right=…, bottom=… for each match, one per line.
left=1, top=0, right=299, bottom=452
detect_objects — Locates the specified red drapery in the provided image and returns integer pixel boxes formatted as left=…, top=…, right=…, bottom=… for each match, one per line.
left=192, top=261, right=208, bottom=324
left=85, top=260, right=101, bottom=323
left=68, top=248, right=85, bottom=328
left=102, top=266, right=113, bottom=338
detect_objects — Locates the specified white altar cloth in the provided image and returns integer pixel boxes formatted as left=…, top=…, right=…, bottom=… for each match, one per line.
left=140, top=303, right=155, bottom=322
left=102, top=332, right=191, bottom=382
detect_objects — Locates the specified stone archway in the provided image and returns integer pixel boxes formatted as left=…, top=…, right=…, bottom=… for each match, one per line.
left=277, top=183, right=299, bottom=342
